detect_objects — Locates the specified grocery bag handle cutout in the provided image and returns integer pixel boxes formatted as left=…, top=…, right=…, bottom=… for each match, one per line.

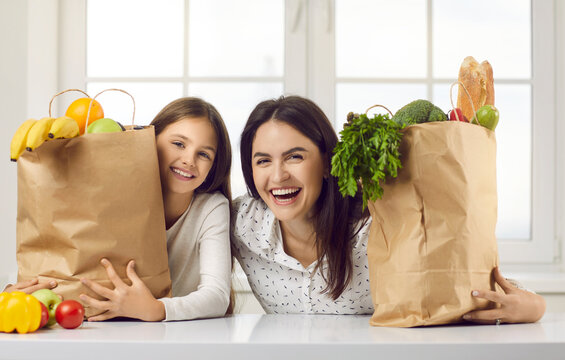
left=85, top=88, right=136, bottom=132
left=364, top=104, right=393, bottom=117
left=450, top=81, right=478, bottom=124
left=48, top=88, right=90, bottom=118
left=48, top=88, right=136, bottom=132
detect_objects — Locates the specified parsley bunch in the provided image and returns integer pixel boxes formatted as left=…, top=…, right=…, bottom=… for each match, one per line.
left=331, top=112, right=404, bottom=209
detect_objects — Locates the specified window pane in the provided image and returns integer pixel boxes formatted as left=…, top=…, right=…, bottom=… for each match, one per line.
left=433, top=0, right=531, bottom=79
left=335, top=83, right=427, bottom=129
left=188, top=0, right=284, bottom=77
left=433, top=83, right=532, bottom=240
left=431, top=83, right=461, bottom=114
left=336, top=0, right=427, bottom=78
left=86, top=83, right=183, bottom=125
left=87, top=0, right=184, bottom=77
left=188, top=82, right=284, bottom=197
left=493, top=84, right=532, bottom=240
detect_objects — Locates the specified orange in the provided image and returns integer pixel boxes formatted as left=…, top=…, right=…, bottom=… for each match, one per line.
left=65, top=98, right=104, bottom=135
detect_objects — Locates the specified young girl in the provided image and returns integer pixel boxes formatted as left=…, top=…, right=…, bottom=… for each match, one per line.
left=6, top=97, right=233, bottom=322
left=231, top=95, right=546, bottom=324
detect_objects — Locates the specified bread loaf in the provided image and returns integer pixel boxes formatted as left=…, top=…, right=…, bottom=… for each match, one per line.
left=457, top=56, right=494, bottom=121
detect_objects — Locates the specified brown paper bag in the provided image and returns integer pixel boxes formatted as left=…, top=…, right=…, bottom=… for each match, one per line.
left=367, top=121, right=499, bottom=327
left=16, top=103, right=171, bottom=317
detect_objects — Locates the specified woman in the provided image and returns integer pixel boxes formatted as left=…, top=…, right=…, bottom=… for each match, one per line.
left=231, top=95, right=546, bottom=324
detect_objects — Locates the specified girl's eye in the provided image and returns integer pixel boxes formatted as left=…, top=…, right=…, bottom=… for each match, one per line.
left=172, top=141, right=185, bottom=149
left=199, top=152, right=211, bottom=160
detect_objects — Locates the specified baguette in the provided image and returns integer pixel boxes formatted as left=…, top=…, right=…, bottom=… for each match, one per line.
left=457, top=56, right=495, bottom=121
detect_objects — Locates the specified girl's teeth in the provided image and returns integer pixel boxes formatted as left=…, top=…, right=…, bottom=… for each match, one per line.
left=173, top=168, right=192, bottom=177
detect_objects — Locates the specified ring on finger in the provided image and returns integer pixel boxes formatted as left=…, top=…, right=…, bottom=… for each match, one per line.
left=495, top=318, right=501, bottom=326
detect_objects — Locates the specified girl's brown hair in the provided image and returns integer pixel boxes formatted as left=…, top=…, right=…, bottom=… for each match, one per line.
left=240, top=95, right=368, bottom=300
left=151, top=97, right=235, bottom=314
left=151, top=97, right=232, bottom=202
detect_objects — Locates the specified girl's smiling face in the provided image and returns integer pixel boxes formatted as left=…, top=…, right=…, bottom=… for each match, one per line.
left=156, top=117, right=217, bottom=196
left=251, top=120, right=326, bottom=223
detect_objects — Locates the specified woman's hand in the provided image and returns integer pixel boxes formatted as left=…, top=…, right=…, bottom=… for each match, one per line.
left=463, top=267, right=546, bottom=324
left=79, top=258, right=165, bottom=322
left=3, top=278, right=57, bottom=294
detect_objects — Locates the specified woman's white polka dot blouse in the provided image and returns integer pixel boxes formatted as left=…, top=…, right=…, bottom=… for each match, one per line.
left=232, top=194, right=373, bottom=314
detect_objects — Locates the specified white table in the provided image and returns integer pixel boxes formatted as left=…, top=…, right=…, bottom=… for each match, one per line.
left=1, top=313, right=564, bottom=360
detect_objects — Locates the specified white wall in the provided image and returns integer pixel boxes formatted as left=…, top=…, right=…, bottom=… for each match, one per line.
left=0, top=0, right=58, bottom=287
left=0, top=0, right=27, bottom=287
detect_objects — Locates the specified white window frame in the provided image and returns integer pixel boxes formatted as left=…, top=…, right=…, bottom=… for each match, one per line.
left=53, top=0, right=562, bottom=269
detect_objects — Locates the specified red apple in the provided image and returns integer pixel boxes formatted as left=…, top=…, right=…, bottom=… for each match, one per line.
left=449, top=108, right=468, bottom=122
left=55, top=300, right=85, bottom=329
left=38, top=302, right=49, bottom=328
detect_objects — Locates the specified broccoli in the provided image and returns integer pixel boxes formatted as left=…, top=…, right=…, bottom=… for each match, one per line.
left=392, top=99, right=447, bottom=126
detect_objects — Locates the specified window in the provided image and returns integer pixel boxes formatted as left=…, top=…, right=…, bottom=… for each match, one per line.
left=331, top=0, right=555, bottom=264
left=82, top=0, right=284, bottom=198
left=58, top=0, right=558, bottom=265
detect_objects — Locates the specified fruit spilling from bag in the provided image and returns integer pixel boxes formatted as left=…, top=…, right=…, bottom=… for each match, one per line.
left=10, top=92, right=126, bottom=162
left=0, top=289, right=85, bottom=333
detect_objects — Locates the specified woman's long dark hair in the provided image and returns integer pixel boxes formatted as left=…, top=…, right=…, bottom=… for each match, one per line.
left=240, top=95, right=368, bottom=299
left=151, top=97, right=235, bottom=314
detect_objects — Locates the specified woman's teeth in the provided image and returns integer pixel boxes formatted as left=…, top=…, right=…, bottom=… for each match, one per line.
left=271, top=188, right=300, bottom=201
left=272, top=188, right=299, bottom=195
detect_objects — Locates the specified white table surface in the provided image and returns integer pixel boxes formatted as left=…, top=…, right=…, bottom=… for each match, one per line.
left=1, top=313, right=564, bottom=360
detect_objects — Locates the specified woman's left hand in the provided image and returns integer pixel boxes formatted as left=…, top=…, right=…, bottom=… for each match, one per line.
left=463, top=267, right=546, bottom=325
left=79, top=258, right=165, bottom=322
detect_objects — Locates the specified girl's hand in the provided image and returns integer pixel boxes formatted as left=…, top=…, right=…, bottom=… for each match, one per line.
left=463, top=267, right=546, bottom=324
left=3, top=278, right=57, bottom=294
left=79, top=258, right=165, bottom=322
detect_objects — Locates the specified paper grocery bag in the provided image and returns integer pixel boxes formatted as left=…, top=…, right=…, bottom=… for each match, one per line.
left=367, top=121, right=499, bottom=327
left=16, top=126, right=171, bottom=317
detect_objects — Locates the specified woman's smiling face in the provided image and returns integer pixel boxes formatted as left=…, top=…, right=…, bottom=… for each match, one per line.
left=251, top=119, right=326, bottom=223
left=156, top=117, right=217, bottom=196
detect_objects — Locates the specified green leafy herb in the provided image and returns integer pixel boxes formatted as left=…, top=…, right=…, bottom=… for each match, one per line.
left=331, top=112, right=404, bottom=209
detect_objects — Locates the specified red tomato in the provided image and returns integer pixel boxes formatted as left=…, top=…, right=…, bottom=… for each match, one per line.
left=55, top=300, right=85, bottom=329
left=39, top=302, right=49, bottom=328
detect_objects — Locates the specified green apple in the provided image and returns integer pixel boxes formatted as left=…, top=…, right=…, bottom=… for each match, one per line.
left=87, top=118, right=124, bottom=134
left=475, top=105, right=499, bottom=131
left=32, top=288, right=62, bottom=327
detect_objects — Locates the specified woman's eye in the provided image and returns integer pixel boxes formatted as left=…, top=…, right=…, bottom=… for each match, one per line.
left=172, top=141, right=184, bottom=149
left=256, top=158, right=270, bottom=166
left=287, top=153, right=303, bottom=161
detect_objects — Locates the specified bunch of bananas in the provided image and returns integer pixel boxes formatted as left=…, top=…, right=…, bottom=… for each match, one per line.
left=10, top=116, right=80, bottom=161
